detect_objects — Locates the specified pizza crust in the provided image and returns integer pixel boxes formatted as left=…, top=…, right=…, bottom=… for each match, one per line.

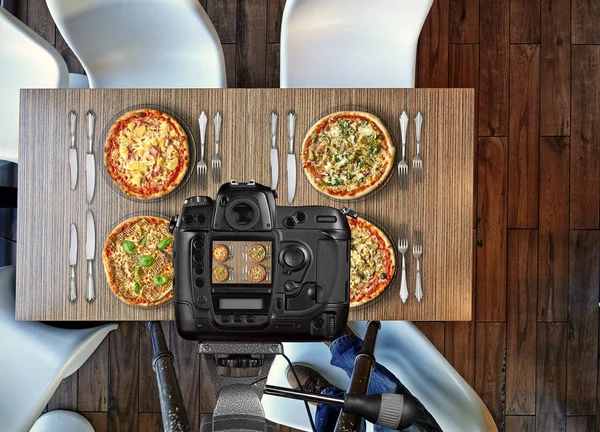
left=104, top=109, right=190, bottom=200
left=302, top=111, right=395, bottom=200
left=348, top=216, right=396, bottom=308
left=102, top=216, right=174, bottom=307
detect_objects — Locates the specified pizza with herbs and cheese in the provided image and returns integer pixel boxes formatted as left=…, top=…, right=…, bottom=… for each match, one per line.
left=302, top=111, right=395, bottom=199
left=104, top=109, right=190, bottom=199
left=347, top=216, right=396, bottom=308
left=102, top=216, right=174, bottom=307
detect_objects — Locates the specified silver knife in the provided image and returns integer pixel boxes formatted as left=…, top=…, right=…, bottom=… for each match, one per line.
left=69, top=111, right=78, bottom=190
left=69, top=223, right=77, bottom=302
left=86, top=210, right=96, bottom=302
left=286, top=110, right=297, bottom=205
left=85, top=111, right=96, bottom=204
left=270, top=110, right=279, bottom=190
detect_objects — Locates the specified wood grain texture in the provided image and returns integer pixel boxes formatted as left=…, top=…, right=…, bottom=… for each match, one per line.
left=207, top=0, right=237, bottom=44
left=415, top=322, right=446, bottom=354
left=55, top=28, right=85, bottom=75
left=139, top=412, right=164, bottom=432
left=445, top=322, right=475, bottom=387
left=506, top=230, right=537, bottom=414
left=538, top=137, right=569, bottom=322
left=508, top=45, right=540, bottom=229
left=236, top=0, right=267, bottom=87
left=25, top=0, right=55, bottom=45
left=170, top=324, right=201, bottom=432
left=572, top=0, right=600, bottom=44
left=77, top=336, right=109, bottom=411
left=536, top=323, right=567, bottom=432
left=417, top=0, right=449, bottom=88
left=505, top=416, right=535, bottom=431
left=222, top=44, right=237, bottom=89
left=567, top=416, right=597, bottom=432
left=267, top=0, right=286, bottom=43
left=476, top=137, right=507, bottom=321
left=449, top=0, right=479, bottom=42
left=266, top=43, right=280, bottom=88
left=16, top=89, right=474, bottom=322
left=47, top=373, right=78, bottom=411
left=138, top=322, right=165, bottom=413
left=81, top=412, right=107, bottom=432
left=449, top=44, right=479, bottom=227
left=479, top=0, right=509, bottom=136
left=570, top=46, right=600, bottom=229
left=475, top=323, right=506, bottom=430
left=510, top=0, right=541, bottom=43
left=567, top=231, right=600, bottom=415
left=200, top=355, right=217, bottom=413
left=540, top=0, right=570, bottom=136
left=108, top=322, right=139, bottom=432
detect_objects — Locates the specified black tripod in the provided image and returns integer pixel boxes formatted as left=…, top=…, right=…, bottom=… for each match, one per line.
left=148, top=321, right=418, bottom=432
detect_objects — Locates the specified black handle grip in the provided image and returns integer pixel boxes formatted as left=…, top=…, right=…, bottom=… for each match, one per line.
left=344, top=393, right=418, bottom=430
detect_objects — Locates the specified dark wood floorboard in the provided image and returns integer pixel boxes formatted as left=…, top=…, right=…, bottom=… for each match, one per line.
left=7, top=0, right=600, bottom=430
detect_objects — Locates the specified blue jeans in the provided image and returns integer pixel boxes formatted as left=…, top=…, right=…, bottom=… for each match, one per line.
left=315, top=335, right=442, bottom=432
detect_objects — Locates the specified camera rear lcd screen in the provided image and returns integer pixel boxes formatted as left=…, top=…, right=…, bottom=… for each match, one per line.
left=211, top=240, right=272, bottom=285
left=219, top=298, right=263, bottom=310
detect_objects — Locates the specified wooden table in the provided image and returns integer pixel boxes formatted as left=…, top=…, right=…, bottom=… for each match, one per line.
left=16, top=88, right=474, bottom=321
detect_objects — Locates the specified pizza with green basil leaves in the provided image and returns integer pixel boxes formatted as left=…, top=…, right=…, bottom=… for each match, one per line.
left=302, top=111, right=395, bottom=199
left=102, top=216, right=174, bottom=307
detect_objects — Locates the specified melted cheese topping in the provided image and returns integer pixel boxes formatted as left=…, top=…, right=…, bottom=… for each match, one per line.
left=248, top=245, right=266, bottom=262
left=248, top=265, right=266, bottom=282
left=212, top=265, right=229, bottom=282
left=305, top=116, right=393, bottom=192
left=349, top=219, right=390, bottom=299
left=212, top=245, right=229, bottom=262
left=108, top=113, right=186, bottom=192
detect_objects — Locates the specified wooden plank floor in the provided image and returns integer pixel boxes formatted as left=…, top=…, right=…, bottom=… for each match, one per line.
left=5, top=0, right=600, bottom=430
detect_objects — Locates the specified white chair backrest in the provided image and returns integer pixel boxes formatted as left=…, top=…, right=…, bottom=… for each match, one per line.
left=280, top=0, right=433, bottom=88
left=46, top=0, right=227, bottom=88
left=0, top=6, right=69, bottom=163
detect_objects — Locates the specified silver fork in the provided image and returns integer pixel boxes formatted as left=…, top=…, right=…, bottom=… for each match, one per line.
left=397, top=111, right=409, bottom=190
left=197, top=111, right=208, bottom=187
left=413, top=112, right=423, bottom=182
left=413, top=230, right=423, bottom=302
left=397, top=223, right=409, bottom=303
left=212, top=111, right=222, bottom=183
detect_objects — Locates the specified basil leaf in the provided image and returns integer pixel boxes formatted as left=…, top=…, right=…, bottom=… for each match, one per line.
left=157, top=238, right=172, bottom=251
left=139, top=235, right=147, bottom=247
left=138, top=255, right=155, bottom=267
left=122, top=240, right=137, bottom=255
left=134, top=266, right=141, bottom=282
left=152, top=275, right=169, bottom=286
left=134, top=282, right=141, bottom=294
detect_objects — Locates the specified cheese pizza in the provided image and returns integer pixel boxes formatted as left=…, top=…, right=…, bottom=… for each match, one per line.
left=102, top=216, right=174, bottom=307
left=347, top=216, right=396, bottom=308
left=104, top=109, right=190, bottom=199
left=302, top=111, right=395, bottom=200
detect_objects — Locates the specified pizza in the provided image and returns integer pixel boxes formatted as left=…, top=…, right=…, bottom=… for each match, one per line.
left=212, top=245, right=229, bottom=262
left=102, top=216, right=174, bottom=307
left=248, top=264, right=266, bottom=282
left=302, top=111, right=395, bottom=199
left=347, top=216, right=396, bottom=307
left=248, top=245, right=266, bottom=262
left=212, top=265, right=229, bottom=282
left=104, top=109, right=190, bottom=199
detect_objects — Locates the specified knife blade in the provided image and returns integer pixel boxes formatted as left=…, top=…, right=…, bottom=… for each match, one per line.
left=85, top=111, right=96, bottom=204
left=86, top=210, right=96, bottom=302
left=286, top=110, right=297, bottom=205
left=270, top=110, right=279, bottom=190
left=69, top=111, right=78, bottom=190
left=69, top=223, right=77, bottom=302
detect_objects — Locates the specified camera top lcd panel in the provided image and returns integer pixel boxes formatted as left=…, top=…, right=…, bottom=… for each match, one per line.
left=171, top=181, right=351, bottom=342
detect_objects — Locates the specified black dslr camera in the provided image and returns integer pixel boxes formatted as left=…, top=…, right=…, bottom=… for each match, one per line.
left=171, top=181, right=351, bottom=342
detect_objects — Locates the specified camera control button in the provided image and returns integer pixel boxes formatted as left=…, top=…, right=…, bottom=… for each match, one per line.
left=246, top=316, right=255, bottom=323
left=233, top=316, right=242, bottom=323
left=283, top=248, right=305, bottom=268
left=284, top=280, right=298, bottom=292
left=220, top=316, right=230, bottom=323
left=313, top=318, right=324, bottom=329
left=184, top=214, right=195, bottom=224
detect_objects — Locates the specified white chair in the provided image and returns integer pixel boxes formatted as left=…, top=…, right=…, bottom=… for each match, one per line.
left=280, top=0, right=433, bottom=88
left=46, top=0, right=227, bottom=89
left=0, top=266, right=118, bottom=432
left=263, top=321, right=497, bottom=432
